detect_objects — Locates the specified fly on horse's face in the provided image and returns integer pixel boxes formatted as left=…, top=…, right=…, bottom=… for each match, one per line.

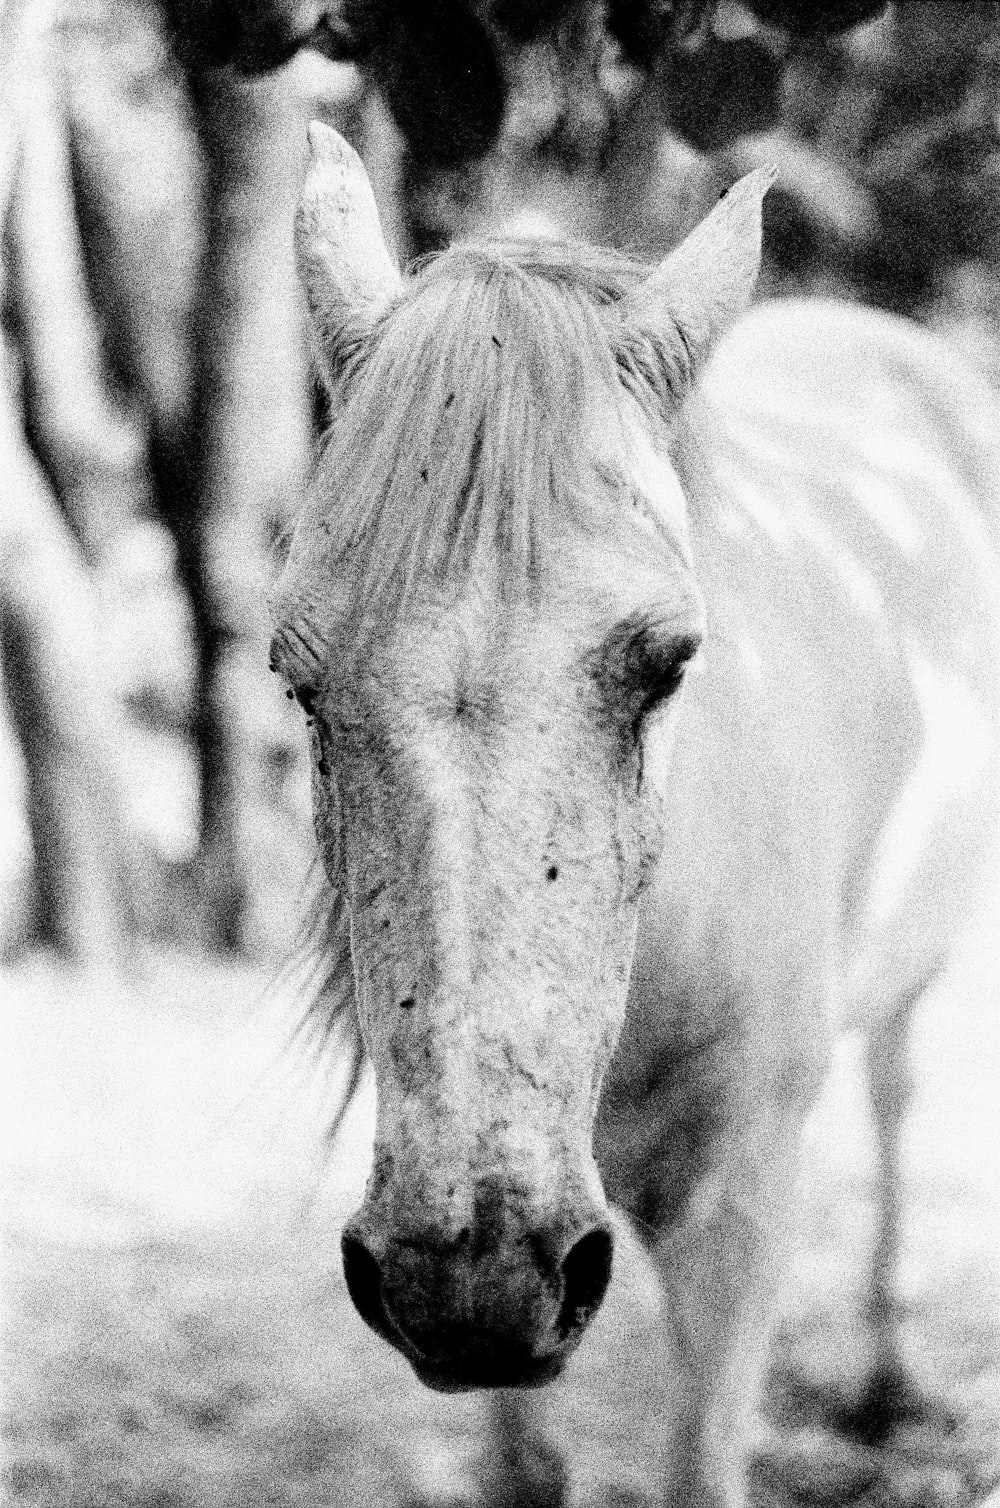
left=273, top=125, right=771, bottom=1392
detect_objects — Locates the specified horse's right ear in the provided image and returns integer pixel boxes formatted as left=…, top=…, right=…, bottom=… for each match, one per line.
left=295, top=122, right=402, bottom=387
left=617, top=167, right=775, bottom=406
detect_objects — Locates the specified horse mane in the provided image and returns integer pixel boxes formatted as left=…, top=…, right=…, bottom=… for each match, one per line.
left=287, top=864, right=365, bottom=1147
left=298, top=238, right=685, bottom=624
left=292, top=238, right=694, bottom=1137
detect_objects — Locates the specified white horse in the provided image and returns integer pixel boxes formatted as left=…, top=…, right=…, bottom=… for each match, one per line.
left=271, top=123, right=1000, bottom=1506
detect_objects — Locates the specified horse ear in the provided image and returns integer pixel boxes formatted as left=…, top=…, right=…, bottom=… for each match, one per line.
left=295, top=122, right=402, bottom=387
left=618, top=167, right=775, bottom=399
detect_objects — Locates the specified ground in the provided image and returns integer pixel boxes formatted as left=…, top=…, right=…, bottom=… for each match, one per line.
left=2, top=891, right=999, bottom=1507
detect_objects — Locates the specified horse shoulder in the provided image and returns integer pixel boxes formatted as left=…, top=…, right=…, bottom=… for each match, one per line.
left=637, top=301, right=1000, bottom=1032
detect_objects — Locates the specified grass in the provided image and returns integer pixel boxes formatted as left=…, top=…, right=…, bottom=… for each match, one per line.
left=2, top=942, right=999, bottom=1507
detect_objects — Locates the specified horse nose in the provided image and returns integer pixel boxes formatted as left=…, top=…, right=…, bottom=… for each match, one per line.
left=340, top=1217, right=615, bottom=1389
left=556, top=1224, right=614, bottom=1338
left=341, top=1227, right=397, bottom=1348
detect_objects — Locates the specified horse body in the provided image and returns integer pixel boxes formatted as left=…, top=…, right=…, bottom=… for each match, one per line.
left=277, top=125, right=1000, bottom=1506
left=699, top=297, right=1000, bottom=1028
left=597, top=296, right=1000, bottom=1251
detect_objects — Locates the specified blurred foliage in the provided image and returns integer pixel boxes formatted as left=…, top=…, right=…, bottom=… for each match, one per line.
left=174, top=1, right=1000, bottom=322
left=755, top=3, right=1000, bottom=319
left=3, top=0, right=1000, bottom=962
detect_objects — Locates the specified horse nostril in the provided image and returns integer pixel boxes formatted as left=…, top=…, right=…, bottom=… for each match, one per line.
left=341, top=1230, right=392, bottom=1339
left=556, top=1225, right=614, bottom=1340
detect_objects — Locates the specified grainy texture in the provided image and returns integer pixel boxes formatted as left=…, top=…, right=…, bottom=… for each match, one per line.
left=2, top=916, right=998, bottom=1506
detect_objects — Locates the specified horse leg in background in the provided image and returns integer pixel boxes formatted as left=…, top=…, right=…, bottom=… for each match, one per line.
left=649, top=1104, right=819, bottom=1508
left=476, top=1392, right=650, bottom=1508
left=477, top=1393, right=569, bottom=1508
left=401, top=1355, right=650, bottom=1507
left=844, top=977, right=955, bottom=1444
left=399, top=1392, right=567, bottom=1508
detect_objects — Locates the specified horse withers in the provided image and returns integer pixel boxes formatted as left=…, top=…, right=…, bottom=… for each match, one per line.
left=271, top=122, right=1000, bottom=1505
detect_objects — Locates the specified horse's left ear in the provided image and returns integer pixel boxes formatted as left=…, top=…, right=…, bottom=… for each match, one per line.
left=618, top=167, right=776, bottom=399
left=295, top=122, right=402, bottom=388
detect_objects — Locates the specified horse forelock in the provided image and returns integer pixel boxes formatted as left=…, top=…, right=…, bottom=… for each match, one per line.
left=297, top=239, right=687, bottom=626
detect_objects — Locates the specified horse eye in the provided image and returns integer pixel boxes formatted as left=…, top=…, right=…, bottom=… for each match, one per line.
left=617, top=627, right=700, bottom=721
left=590, top=621, right=700, bottom=764
left=638, top=638, right=697, bottom=713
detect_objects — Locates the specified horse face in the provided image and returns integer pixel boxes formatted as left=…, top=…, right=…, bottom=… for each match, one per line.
left=280, top=127, right=765, bottom=1390
left=287, top=536, right=701, bottom=1391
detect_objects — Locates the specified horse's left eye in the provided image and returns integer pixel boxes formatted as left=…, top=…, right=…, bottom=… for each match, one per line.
left=617, top=627, right=699, bottom=713
left=637, top=643, right=695, bottom=712
left=590, top=620, right=700, bottom=762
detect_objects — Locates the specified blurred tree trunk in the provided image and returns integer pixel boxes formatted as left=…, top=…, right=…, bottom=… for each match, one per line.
left=61, top=0, right=205, bottom=526
left=171, top=67, right=311, bottom=950
left=9, top=0, right=149, bottom=562
left=0, top=0, right=137, bottom=963
left=58, top=1, right=314, bottom=951
left=0, top=380, right=131, bottom=963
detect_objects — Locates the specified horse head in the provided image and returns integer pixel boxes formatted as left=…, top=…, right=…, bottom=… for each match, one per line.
left=272, top=125, right=771, bottom=1391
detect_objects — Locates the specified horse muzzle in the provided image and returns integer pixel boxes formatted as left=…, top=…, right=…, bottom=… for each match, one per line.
left=340, top=1208, right=614, bottom=1391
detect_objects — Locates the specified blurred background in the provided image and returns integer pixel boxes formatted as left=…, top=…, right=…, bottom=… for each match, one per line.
left=4, top=0, right=1000, bottom=963
left=2, top=2, right=1000, bottom=1505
